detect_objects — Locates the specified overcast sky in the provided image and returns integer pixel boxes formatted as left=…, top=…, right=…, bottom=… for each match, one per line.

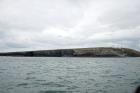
left=0, top=0, right=140, bottom=52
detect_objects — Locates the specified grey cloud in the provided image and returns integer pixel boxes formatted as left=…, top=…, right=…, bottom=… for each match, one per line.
left=0, top=0, right=140, bottom=52
left=0, top=0, right=83, bottom=29
left=99, top=0, right=140, bottom=29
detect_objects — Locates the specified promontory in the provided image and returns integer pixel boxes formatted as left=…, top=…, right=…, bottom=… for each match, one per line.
left=0, top=47, right=140, bottom=57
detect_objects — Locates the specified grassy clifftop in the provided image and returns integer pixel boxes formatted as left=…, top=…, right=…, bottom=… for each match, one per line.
left=0, top=47, right=140, bottom=57
left=73, top=47, right=140, bottom=57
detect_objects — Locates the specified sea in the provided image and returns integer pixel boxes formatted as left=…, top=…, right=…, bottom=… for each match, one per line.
left=0, top=57, right=140, bottom=93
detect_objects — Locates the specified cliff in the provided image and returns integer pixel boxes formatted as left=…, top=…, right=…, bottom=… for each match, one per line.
left=0, top=47, right=140, bottom=57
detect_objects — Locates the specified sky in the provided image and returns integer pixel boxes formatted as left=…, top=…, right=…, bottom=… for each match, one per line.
left=0, top=0, right=140, bottom=52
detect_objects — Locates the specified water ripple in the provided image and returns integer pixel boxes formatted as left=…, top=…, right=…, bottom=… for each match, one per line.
left=16, top=83, right=29, bottom=87
left=38, top=90, right=71, bottom=93
left=41, top=82, right=65, bottom=87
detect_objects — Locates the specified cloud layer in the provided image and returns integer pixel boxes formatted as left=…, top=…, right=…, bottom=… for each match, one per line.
left=0, top=0, right=140, bottom=52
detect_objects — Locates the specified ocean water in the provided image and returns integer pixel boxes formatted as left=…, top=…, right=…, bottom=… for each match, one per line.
left=0, top=57, right=140, bottom=93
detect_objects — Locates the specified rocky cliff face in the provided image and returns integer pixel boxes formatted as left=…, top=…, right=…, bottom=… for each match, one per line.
left=0, top=47, right=140, bottom=57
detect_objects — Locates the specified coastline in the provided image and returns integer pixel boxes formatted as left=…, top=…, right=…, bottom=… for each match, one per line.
left=0, top=47, right=140, bottom=57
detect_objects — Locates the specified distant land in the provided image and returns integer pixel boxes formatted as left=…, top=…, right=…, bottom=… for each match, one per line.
left=0, top=47, right=140, bottom=57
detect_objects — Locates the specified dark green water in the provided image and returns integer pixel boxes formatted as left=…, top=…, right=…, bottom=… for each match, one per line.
left=0, top=57, right=140, bottom=93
